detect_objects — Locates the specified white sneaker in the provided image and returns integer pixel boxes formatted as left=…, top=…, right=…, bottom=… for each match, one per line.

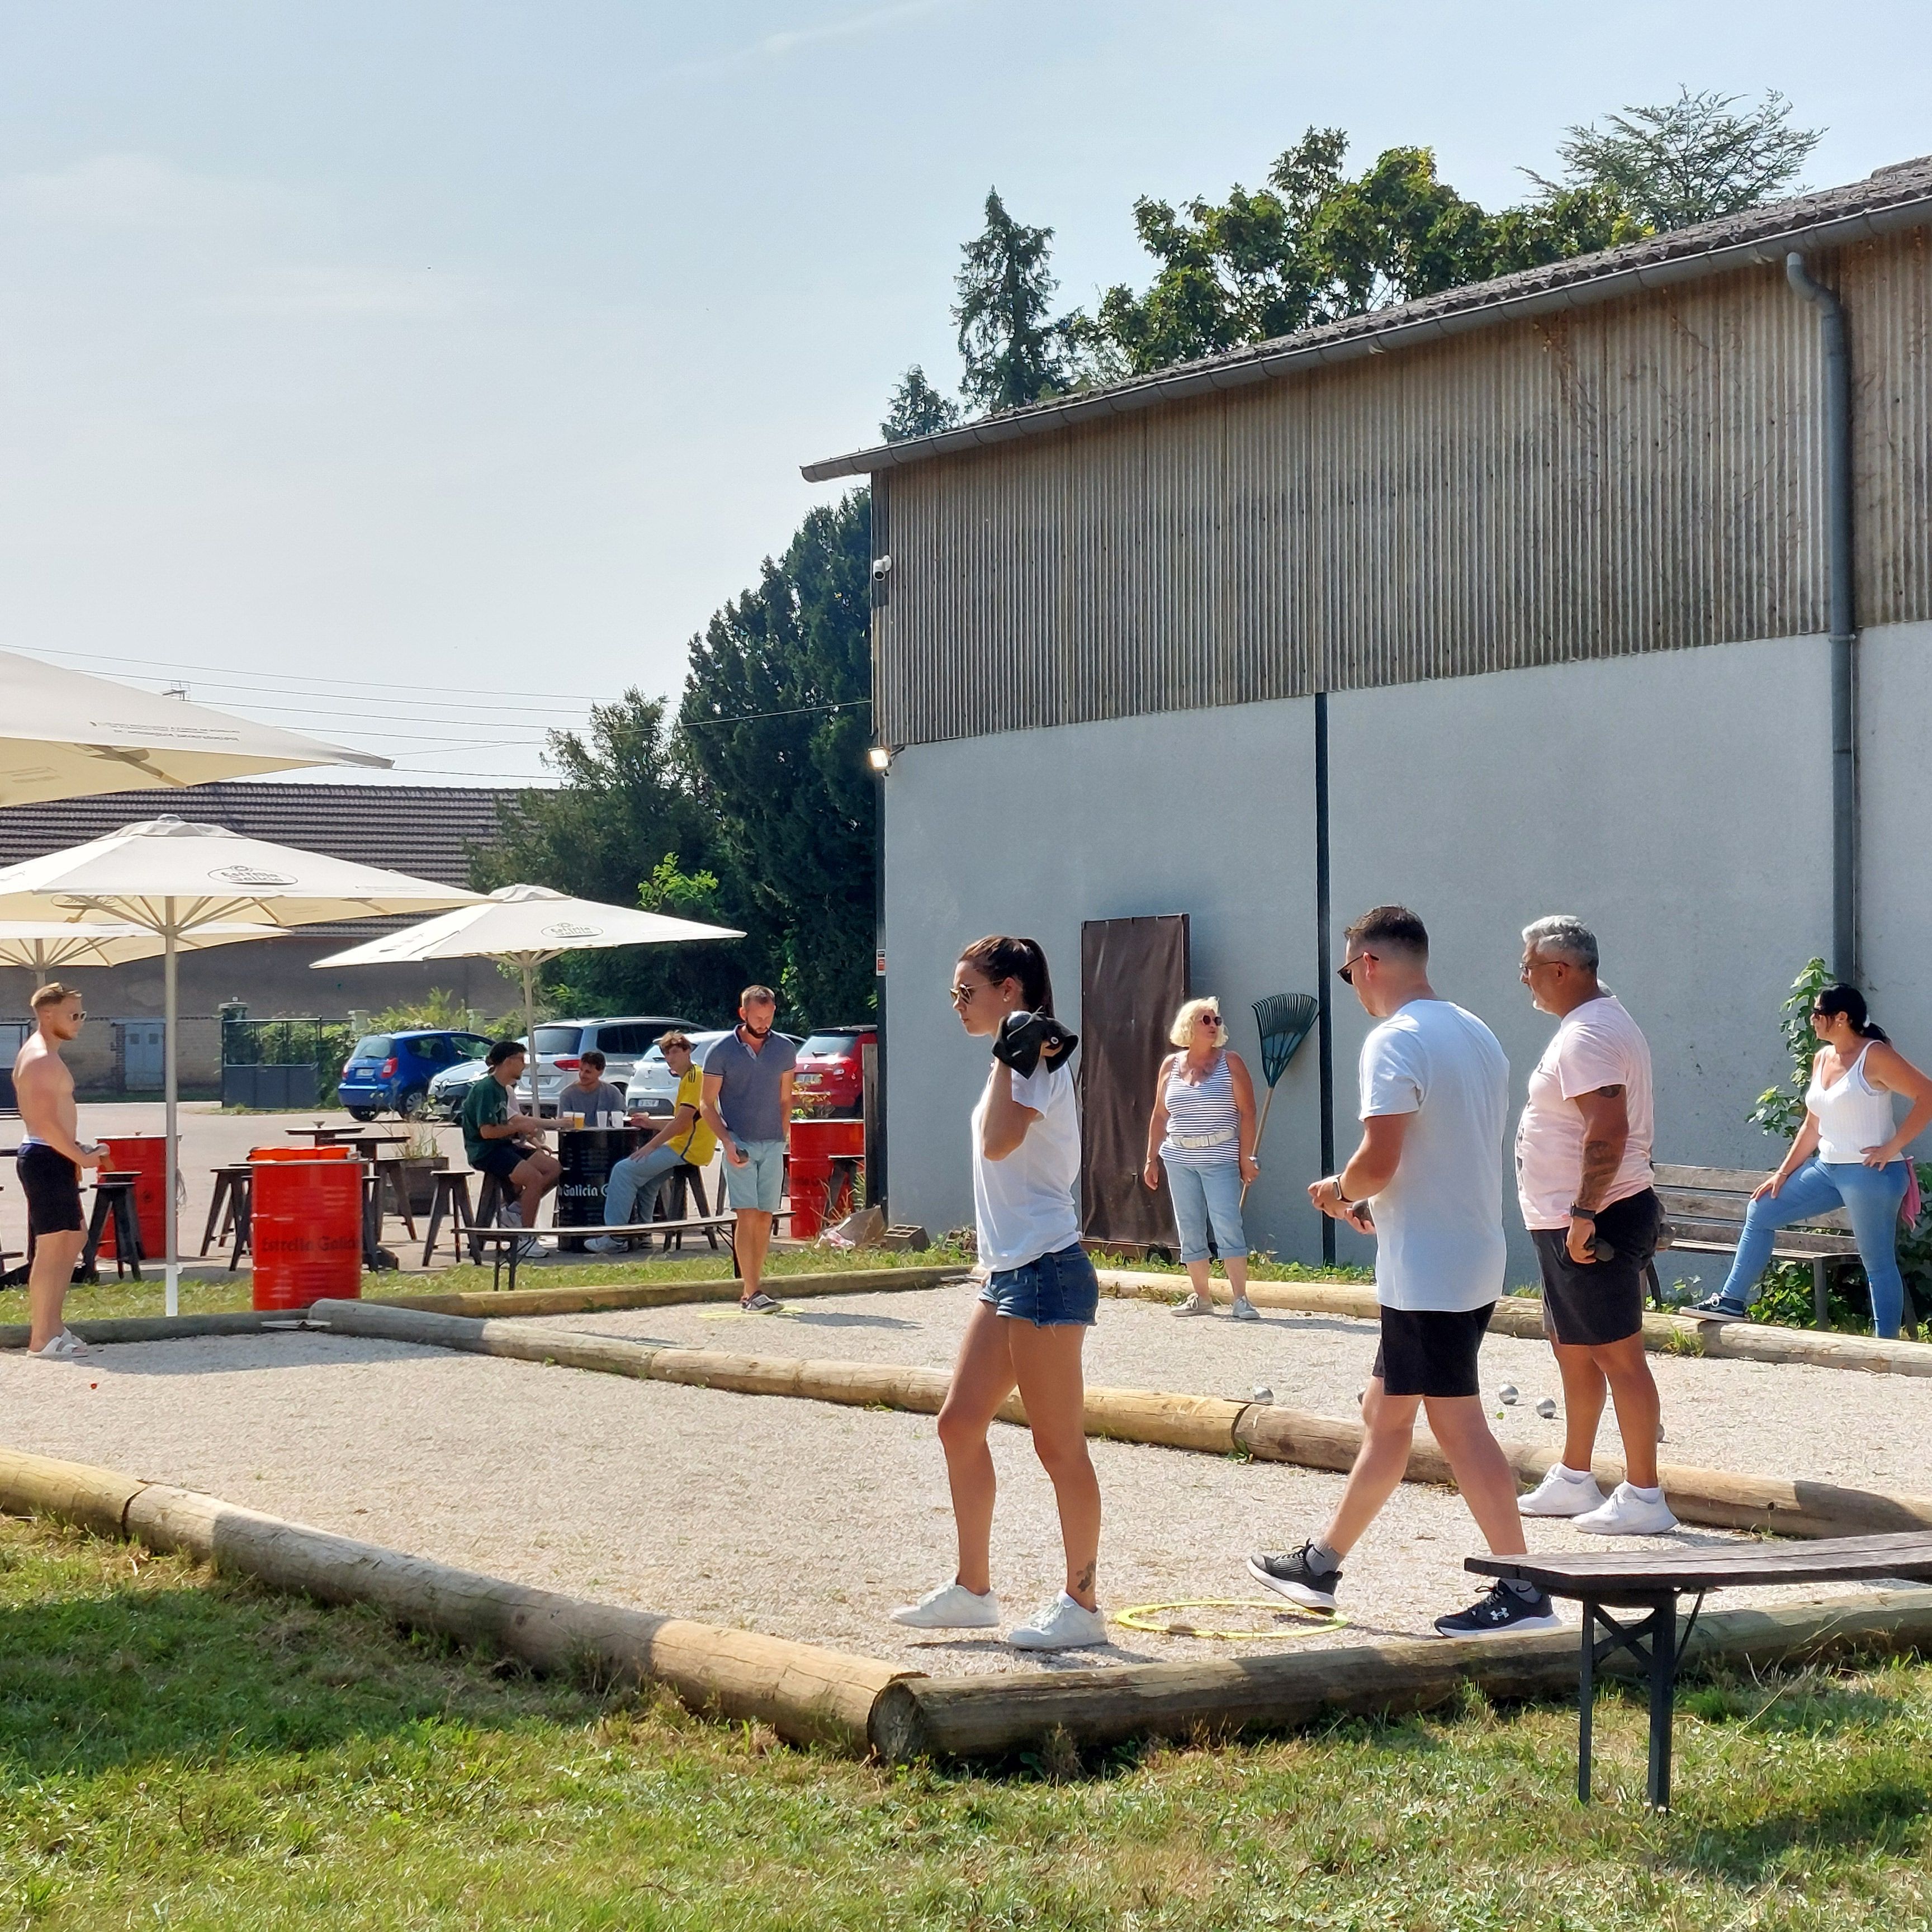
left=1006, top=1592, right=1109, bottom=1651
left=1517, top=1465, right=1608, bottom=1517
left=498, top=1199, right=524, bottom=1228
left=514, top=1234, right=546, bottom=1260
left=889, top=1581, right=1001, bottom=1630
left=1573, top=1482, right=1680, bottom=1536
left=1171, top=1292, right=1214, bottom=1317
left=26, top=1329, right=91, bottom=1361
left=584, top=1235, right=628, bottom=1254
left=1230, top=1296, right=1261, bottom=1323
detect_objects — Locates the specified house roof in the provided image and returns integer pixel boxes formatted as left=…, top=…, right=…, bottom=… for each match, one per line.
left=0, top=782, right=520, bottom=887
left=802, top=155, right=1932, bottom=484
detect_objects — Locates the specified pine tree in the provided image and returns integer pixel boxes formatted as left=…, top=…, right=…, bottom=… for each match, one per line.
left=882, top=364, right=960, bottom=441
left=954, top=189, right=1072, bottom=413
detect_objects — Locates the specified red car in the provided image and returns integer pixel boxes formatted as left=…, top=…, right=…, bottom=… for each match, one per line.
left=791, top=1026, right=876, bottom=1117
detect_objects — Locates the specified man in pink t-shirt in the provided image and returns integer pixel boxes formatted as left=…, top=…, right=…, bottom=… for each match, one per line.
left=1511, top=915, right=1677, bottom=1538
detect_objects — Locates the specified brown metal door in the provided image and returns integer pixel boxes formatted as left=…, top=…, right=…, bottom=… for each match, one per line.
left=1078, top=915, right=1189, bottom=1247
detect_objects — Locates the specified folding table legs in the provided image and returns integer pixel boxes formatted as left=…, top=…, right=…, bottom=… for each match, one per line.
left=1576, top=1592, right=1703, bottom=1811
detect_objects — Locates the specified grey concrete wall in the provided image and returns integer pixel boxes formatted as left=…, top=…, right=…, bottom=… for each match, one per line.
left=1858, top=621, right=1932, bottom=1048
left=884, top=626, right=1878, bottom=1286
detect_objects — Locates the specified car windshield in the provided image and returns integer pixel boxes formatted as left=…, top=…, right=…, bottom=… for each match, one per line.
left=452, top=1036, right=489, bottom=1060
left=352, top=1036, right=393, bottom=1060
left=802, top=1034, right=863, bottom=1056
left=532, top=1026, right=582, bottom=1055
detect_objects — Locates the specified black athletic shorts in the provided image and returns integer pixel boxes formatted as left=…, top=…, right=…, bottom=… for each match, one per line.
left=1533, top=1186, right=1663, bottom=1347
left=471, top=1140, right=529, bottom=1181
left=1371, top=1302, right=1495, bottom=1399
left=17, top=1143, right=83, bottom=1236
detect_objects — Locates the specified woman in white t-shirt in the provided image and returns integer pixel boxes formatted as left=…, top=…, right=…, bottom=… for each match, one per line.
left=889, top=934, right=1107, bottom=1653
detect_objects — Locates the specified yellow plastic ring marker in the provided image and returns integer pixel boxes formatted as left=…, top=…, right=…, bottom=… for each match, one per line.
left=1111, top=1599, right=1348, bottom=1640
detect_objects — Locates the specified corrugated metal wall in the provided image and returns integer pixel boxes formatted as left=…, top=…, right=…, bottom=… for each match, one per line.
left=877, top=231, right=1932, bottom=747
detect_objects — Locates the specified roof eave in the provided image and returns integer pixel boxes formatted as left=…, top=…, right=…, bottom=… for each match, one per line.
left=802, top=186, right=1932, bottom=485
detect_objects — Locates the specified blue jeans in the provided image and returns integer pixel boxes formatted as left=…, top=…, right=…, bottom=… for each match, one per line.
left=1162, top=1157, right=1248, bottom=1264
left=1721, top=1156, right=1910, bottom=1337
left=604, top=1143, right=685, bottom=1227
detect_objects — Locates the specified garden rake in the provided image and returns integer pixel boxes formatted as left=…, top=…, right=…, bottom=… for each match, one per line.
left=1244, top=992, right=1318, bottom=1202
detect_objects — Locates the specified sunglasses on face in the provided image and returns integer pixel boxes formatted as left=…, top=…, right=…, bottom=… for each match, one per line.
left=1336, top=952, right=1375, bottom=986
left=1197, top=1013, right=1222, bottom=1028
left=949, top=984, right=977, bottom=1007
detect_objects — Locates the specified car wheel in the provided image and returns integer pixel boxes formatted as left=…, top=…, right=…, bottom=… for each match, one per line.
left=398, top=1088, right=429, bottom=1120
left=347, top=1107, right=378, bottom=1123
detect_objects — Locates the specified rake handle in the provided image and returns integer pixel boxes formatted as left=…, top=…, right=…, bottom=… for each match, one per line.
left=1240, top=1086, right=1277, bottom=1206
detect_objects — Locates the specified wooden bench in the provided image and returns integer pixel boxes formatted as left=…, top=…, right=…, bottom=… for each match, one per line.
left=1655, top=1163, right=1861, bottom=1328
left=1470, top=1532, right=1932, bottom=1809
left=471, top=1208, right=802, bottom=1291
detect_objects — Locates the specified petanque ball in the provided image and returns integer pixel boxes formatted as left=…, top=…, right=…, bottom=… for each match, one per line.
left=1498, top=1385, right=1519, bottom=1405
left=1251, top=1384, right=1274, bottom=1405
left=1535, top=1398, right=1557, bottom=1419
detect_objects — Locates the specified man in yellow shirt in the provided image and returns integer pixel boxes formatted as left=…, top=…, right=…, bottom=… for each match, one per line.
left=586, top=1031, right=716, bottom=1251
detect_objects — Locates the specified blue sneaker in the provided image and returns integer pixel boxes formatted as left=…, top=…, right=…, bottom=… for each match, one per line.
left=1687, top=1294, right=1750, bottom=1323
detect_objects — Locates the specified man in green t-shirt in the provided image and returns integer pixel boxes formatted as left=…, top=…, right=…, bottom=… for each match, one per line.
left=461, top=1040, right=560, bottom=1248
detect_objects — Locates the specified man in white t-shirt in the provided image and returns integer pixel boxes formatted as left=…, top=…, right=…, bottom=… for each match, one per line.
left=1247, top=906, right=1560, bottom=1639
left=1513, top=915, right=1677, bottom=1536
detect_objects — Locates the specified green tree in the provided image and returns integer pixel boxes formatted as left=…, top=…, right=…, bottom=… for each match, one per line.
left=1073, top=128, right=1645, bottom=378
left=472, top=694, right=761, bottom=1023
left=882, top=364, right=960, bottom=441
left=954, top=188, right=1073, bottom=412
left=1534, top=87, right=1822, bottom=232
left=678, top=490, right=877, bottom=1026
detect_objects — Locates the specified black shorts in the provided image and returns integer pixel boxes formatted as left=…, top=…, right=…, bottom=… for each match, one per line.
left=1371, top=1303, right=1495, bottom=1399
left=471, top=1141, right=529, bottom=1181
left=18, top=1143, right=83, bottom=1236
left=1533, top=1187, right=1663, bottom=1347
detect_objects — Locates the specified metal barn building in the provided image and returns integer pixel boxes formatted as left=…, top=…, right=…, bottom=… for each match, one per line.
left=804, top=159, right=1932, bottom=1281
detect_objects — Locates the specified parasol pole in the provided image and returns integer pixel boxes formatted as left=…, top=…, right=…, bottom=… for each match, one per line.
left=520, top=955, right=537, bottom=1110
left=163, top=899, right=179, bottom=1317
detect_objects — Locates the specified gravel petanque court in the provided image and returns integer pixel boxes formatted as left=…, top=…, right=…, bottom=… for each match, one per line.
left=3, top=1280, right=1925, bottom=1676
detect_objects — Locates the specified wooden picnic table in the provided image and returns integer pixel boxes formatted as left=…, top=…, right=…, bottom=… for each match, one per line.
left=1470, top=1531, right=1932, bottom=1809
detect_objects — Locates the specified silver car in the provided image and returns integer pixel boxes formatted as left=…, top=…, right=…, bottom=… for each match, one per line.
left=529, top=1015, right=697, bottom=1115
left=625, top=1029, right=731, bottom=1117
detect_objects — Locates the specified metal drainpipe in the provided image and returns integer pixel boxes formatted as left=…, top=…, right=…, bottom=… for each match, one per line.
left=1786, top=252, right=1859, bottom=982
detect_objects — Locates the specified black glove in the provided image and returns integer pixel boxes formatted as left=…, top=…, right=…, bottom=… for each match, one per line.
left=992, top=1010, right=1079, bottom=1078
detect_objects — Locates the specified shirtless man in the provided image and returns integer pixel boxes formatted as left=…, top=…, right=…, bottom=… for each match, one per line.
left=13, top=983, right=104, bottom=1359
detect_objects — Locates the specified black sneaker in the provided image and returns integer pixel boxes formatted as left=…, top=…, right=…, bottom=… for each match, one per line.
left=1247, top=1541, right=1342, bottom=1612
left=1686, top=1292, right=1749, bottom=1323
left=1433, top=1582, right=1562, bottom=1638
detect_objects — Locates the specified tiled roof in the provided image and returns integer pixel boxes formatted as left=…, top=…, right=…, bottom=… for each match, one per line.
left=0, top=783, right=522, bottom=886
left=803, top=154, right=1932, bottom=481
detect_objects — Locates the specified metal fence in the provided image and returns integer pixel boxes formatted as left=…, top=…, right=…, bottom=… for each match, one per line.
left=220, top=1015, right=357, bottom=1111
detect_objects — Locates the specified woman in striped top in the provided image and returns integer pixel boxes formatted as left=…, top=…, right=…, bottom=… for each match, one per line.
left=1143, top=996, right=1260, bottom=1320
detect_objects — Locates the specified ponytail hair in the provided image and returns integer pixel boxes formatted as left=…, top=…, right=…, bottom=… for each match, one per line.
left=958, top=935, right=1055, bottom=1016
left=1815, top=982, right=1891, bottom=1044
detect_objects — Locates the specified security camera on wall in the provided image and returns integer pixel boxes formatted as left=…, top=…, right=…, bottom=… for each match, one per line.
left=871, top=555, right=893, bottom=581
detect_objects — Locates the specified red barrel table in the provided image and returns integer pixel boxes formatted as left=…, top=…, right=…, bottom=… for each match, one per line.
left=249, top=1148, right=363, bottom=1310
left=99, top=1134, right=168, bottom=1259
left=787, top=1117, right=865, bottom=1238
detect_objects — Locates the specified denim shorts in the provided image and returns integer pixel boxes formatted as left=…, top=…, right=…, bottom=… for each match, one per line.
left=977, top=1242, right=1100, bottom=1327
left=724, top=1137, right=787, bottom=1213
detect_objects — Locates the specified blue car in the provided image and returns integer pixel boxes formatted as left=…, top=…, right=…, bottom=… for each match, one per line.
left=337, top=1030, right=491, bottom=1121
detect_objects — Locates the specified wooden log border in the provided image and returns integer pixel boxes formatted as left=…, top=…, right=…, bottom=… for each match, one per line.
left=1100, top=1270, right=1932, bottom=1379
left=7, top=1443, right=1932, bottom=1766
left=309, top=1300, right=1932, bottom=1541
left=0, top=1265, right=971, bottom=1352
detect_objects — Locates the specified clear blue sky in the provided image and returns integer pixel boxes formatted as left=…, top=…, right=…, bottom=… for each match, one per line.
left=0, top=2, right=1924, bottom=780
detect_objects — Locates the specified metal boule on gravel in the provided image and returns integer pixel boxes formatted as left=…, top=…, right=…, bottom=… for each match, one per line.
left=1251, top=1385, right=1274, bottom=1405
left=1536, top=1398, right=1558, bottom=1418
left=1498, top=1385, right=1519, bottom=1405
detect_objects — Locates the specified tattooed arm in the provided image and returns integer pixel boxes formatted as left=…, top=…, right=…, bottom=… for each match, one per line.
left=1569, top=1084, right=1629, bottom=1262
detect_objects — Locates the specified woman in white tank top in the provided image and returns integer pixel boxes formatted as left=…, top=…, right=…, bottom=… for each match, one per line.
left=1692, top=984, right=1932, bottom=1337
left=1143, top=996, right=1260, bottom=1320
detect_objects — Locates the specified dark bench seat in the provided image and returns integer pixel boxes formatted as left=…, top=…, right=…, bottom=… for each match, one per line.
left=1655, top=1163, right=1861, bottom=1328
left=1470, top=1531, right=1932, bottom=1808
left=469, top=1209, right=801, bottom=1291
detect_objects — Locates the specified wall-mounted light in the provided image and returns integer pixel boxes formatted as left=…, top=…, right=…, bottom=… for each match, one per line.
left=866, top=745, right=892, bottom=774
left=870, top=554, right=893, bottom=581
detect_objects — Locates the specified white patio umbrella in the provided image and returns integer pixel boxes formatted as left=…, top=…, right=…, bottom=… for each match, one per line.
left=310, top=883, right=744, bottom=1101
left=0, top=919, right=277, bottom=971
left=0, top=816, right=484, bottom=1311
left=0, top=648, right=387, bottom=806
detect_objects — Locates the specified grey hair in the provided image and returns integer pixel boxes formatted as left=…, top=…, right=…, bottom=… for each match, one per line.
left=1522, top=915, right=1599, bottom=971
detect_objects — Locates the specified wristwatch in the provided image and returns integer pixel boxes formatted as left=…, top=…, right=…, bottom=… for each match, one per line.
left=1568, top=1203, right=1597, bottom=1220
left=1330, top=1177, right=1355, bottom=1206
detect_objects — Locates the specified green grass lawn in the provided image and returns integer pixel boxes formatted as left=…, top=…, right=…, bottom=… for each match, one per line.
left=6, top=1515, right=1932, bottom=1929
